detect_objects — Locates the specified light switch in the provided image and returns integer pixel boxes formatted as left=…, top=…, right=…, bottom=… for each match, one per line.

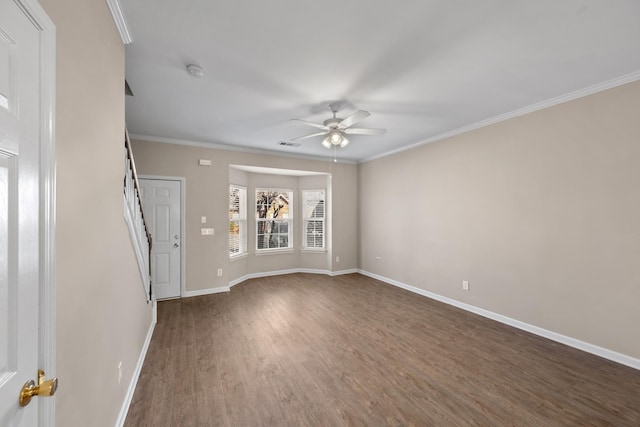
left=201, top=216, right=207, bottom=224
left=201, top=228, right=214, bottom=236
left=199, top=159, right=212, bottom=166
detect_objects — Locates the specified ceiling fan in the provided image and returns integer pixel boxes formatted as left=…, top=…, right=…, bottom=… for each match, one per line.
left=291, top=103, right=386, bottom=149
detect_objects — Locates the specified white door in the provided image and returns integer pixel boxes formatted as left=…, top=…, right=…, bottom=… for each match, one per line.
left=139, top=179, right=182, bottom=299
left=1, top=1, right=55, bottom=426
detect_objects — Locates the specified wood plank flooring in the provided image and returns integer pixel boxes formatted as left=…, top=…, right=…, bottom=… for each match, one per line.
left=124, top=273, right=640, bottom=426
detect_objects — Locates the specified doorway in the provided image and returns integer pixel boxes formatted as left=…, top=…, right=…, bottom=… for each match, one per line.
left=139, top=177, right=184, bottom=300
left=0, top=0, right=55, bottom=425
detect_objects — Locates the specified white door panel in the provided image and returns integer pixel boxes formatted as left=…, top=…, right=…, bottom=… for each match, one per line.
left=140, top=179, right=181, bottom=299
left=0, top=0, right=51, bottom=425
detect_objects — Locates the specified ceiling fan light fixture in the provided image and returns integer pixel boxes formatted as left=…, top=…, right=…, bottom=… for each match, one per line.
left=330, top=131, right=342, bottom=145
left=292, top=106, right=385, bottom=151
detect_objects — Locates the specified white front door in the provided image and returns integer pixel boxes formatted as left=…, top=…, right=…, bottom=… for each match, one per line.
left=139, top=179, right=182, bottom=299
left=0, top=1, right=54, bottom=426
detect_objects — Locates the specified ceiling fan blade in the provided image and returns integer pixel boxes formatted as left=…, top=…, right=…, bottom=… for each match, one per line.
left=291, top=119, right=330, bottom=131
left=290, top=131, right=329, bottom=141
left=338, top=110, right=371, bottom=129
left=344, top=128, right=387, bottom=135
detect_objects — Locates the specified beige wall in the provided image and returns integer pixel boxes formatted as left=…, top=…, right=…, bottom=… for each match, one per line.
left=131, top=141, right=358, bottom=291
left=31, top=1, right=638, bottom=425
left=359, top=80, right=640, bottom=359
left=39, top=0, right=154, bottom=425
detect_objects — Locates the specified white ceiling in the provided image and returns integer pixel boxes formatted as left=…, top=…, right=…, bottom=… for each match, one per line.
left=121, top=0, right=640, bottom=163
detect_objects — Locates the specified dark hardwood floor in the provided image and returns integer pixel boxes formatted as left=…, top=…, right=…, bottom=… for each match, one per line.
left=124, top=273, right=640, bottom=426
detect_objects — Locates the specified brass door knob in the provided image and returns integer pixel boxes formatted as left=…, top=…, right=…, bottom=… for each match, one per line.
left=19, top=369, right=58, bottom=407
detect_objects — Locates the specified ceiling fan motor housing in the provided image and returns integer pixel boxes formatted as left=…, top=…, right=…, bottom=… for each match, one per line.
left=323, top=117, right=342, bottom=128
left=290, top=106, right=384, bottom=147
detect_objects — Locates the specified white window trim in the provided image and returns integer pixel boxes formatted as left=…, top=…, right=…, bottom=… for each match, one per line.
left=301, top=188, right=326, bottom=250
left=256, top=188, right=293, bottom=253
left=254, top=248, right=295, bottom=256
left=300, top=248, right=327, bottom=253
left=229, top=185, right=247, bottom=258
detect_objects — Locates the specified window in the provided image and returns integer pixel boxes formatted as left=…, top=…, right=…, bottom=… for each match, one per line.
left=256, top=189, right=293, bottom=250
left=0, top=93, right=8, bottom=111
left=302, top=190, right=325, bottom=249
left=229, top=185, right=247, bottom=257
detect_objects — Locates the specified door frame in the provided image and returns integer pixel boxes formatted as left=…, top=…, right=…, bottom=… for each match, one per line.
left=139, top=175, right=186, bottom=298
left=10, top=0, right=57, bottom=426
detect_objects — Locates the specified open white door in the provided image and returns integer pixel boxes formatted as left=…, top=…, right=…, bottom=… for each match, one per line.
left=139, top=178, right=182, bottom=300
left=0, top=1, right=55, bottom=426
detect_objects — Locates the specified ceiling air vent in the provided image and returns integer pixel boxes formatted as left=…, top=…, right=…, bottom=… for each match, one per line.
left=278, top=141, right=301, bottom=147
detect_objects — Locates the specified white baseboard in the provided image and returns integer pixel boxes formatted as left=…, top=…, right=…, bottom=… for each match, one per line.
left=330, top=268, right=359, bottom=276
left=228, top=275, right=250, bottom=288
left=204, top=268, right=359, bottom=290
left=359, top=270, right=640, bottom=371
left=183, top=286, right=230, bottom=298
left=182, top=269, right=336, bottom=297
left=116, top=303, right=157, bottom=427
left=229, top=268, right=328, bottom=288
left=293, top=268, right=331, bottom=276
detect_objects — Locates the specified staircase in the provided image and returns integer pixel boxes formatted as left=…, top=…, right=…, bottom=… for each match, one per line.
left=124, top=130, right=153, bottom=301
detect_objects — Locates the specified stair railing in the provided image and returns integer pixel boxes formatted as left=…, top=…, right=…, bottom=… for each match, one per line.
left=124, top=130, right=153, bottom=301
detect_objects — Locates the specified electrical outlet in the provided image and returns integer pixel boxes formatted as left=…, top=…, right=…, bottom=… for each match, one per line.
left=217, top=268, right=223, bottom=277
left=336, top=256, right=340, bottom=263
left=462, top=281, right=469, bottom=291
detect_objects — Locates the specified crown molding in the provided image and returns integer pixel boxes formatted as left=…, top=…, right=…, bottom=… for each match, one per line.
left=131, top=70, right=640, bottom=165
left=106, top=0, right=132, bottom=45
left=361, top=70, right=640, bottom=163
left=129, top=133, right=358, bottom=164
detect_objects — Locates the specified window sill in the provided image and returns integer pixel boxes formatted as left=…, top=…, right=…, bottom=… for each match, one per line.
left=230, top=253, right=248, bottom=261
left=301, top=248, right=326, bottom=253
left=255, top=248, right=295, bottom=256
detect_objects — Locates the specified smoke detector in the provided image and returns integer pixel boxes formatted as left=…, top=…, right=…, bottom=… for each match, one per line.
left=186, top=64, right=204, bottom=78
